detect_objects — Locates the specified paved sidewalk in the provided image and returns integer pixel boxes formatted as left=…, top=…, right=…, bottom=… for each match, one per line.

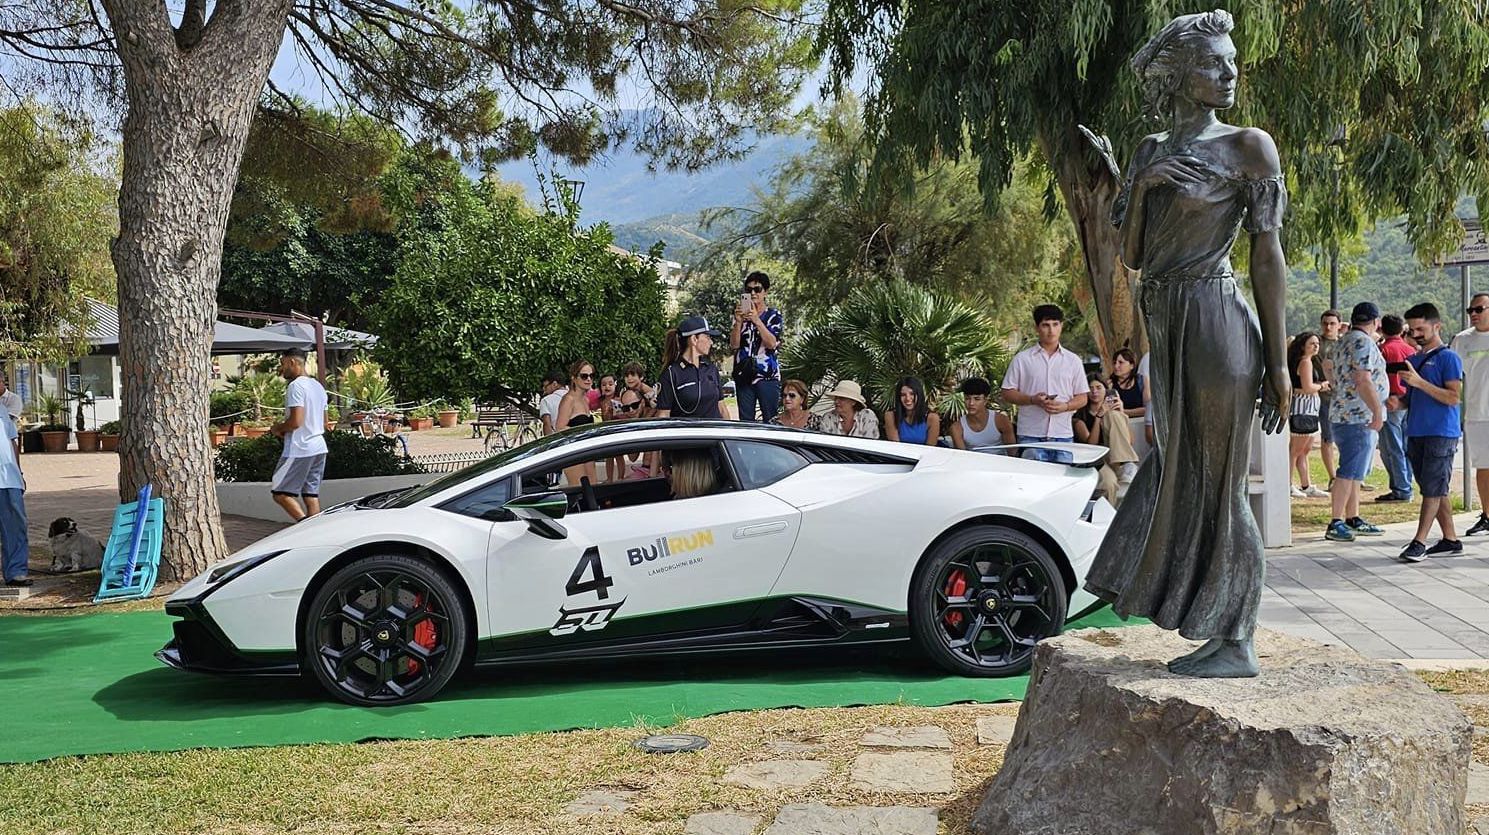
left=1261, top=514, right=1489, bottom=660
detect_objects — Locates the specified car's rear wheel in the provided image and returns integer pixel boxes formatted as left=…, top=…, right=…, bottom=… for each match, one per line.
left=303, top=554, right=467, bottom=706
left=910, top=525, right=1068, bottom=677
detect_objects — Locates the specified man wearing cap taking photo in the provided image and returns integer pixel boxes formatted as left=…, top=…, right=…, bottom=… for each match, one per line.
left=1325, top=301, right=1389, bottom=542
left=656, top=315, right=726, bottom=420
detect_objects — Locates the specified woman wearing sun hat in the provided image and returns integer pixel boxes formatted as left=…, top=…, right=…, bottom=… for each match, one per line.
left=818, top=380, right=880, bottom=438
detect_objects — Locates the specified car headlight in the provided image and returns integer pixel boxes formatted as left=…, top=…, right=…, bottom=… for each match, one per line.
left=207, top=550, right=287, bottom=585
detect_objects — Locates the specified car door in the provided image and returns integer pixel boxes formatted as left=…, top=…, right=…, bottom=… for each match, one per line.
left=483, top=442, right=802, bottom=652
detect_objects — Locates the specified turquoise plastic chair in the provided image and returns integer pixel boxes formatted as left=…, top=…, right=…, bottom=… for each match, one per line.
left=94, top=485, right=164, bottom=603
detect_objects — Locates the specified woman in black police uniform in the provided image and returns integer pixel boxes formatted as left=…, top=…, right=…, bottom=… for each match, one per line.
left=655, top=315, right=725, bottom=419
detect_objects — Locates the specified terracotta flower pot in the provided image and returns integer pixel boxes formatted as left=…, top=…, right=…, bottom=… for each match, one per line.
left=409, top=416, right=433, bottom=431
left=75, top=430, right=101, bottom=452
left=208, top=428, right=226, bottom=447
left=243, top=426, right=270, bottom=439
left=437, top=410, right=460, bottom=429
left=100, top=434, right=120, bottom=452
left=325, top=419, right=338, bottom=432
left=40, top=431, right=70, bottom=453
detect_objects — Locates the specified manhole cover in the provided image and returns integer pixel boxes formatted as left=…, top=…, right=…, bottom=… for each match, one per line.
left=633, top=733, right=710, bottom=754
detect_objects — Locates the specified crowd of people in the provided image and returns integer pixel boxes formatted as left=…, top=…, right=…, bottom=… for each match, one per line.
left=1286, top=299, right=1486, bottom=561
left=537, top=290, right=1160, bottom=509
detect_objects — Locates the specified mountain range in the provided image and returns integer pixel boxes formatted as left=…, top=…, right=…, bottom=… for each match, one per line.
left=491, top=133, right=810, bottom=263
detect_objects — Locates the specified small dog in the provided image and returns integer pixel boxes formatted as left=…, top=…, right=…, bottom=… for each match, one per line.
left=48, top=517, right=104, bottom=573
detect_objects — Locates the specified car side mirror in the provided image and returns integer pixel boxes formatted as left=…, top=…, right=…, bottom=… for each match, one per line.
left=501, top=491, right=569, bottom=540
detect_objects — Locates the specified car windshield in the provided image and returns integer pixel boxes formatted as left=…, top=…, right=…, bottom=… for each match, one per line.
left=385, top=431, right=579, bottom=508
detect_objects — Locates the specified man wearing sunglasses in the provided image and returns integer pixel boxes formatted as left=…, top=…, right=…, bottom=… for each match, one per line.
left=730, top=270, right=784, bottom=423
left=1452, top=293, right=1489, bottom=536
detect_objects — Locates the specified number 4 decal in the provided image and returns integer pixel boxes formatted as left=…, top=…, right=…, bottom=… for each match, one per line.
left=551, top=546, right=624, bottom=636
left=565, top=546, right=615, bottom=600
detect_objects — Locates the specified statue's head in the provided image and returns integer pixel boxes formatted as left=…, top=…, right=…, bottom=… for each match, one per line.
left=1133, top=10, right=1237, bottom=120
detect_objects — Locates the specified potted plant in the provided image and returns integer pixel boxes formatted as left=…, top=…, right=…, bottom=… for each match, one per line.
left=408, top=403, right=435, bottom=431
left=324, top=404, right=341, bottom=432
left=240, top=419, right=271, bottom=439
left=99, top=420, right=122, bottom=452
left=210, top=390, right=249, bottom=437
left=39, top=422, right=71, bottom=452
left=208, top=422, right=227, bottom=447
left=75, top=425, right=101, bottom=452
left=436, top=399, right=460, bottom=429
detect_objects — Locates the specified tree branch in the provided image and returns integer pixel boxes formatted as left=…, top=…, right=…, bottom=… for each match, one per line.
left=174, top=0, right=207, bottom=50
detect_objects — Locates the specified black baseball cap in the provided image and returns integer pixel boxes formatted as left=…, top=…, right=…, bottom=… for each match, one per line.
left=679, top=315, right=722, bottom=338
left=1350, top=301, right=1381, bottom=324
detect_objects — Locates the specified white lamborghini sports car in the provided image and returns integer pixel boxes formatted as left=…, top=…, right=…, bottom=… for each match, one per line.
left=160, top=420, right=1114, bottom=706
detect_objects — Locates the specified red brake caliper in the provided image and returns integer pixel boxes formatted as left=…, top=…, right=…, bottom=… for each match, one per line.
left=943, top=570, right=968, bottom=629
left=406, top=593, right=439, bottom=675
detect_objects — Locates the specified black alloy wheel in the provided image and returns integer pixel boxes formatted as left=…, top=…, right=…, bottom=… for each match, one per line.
left=303, top=554, right=468, bottom=707
left=910, top=525, right=1068, bottom=677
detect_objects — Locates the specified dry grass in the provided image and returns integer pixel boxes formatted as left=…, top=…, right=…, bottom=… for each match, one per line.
left=0, top=703, right=1020, bottom=835
left=0, top=669, right=1483, bottom=833
left=0, top=572, right=174, bottom=616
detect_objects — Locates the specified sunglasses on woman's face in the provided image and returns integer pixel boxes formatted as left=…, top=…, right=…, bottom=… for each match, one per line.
left=578, top=372, right=594, bottom=380
left=783, top=392, right=800, bottom=399
left=746, top=285, right=765, bottom=294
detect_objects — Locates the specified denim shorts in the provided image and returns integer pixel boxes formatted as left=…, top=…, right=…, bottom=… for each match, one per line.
left=1407, top=436, right=1458, bottom=498
left=1017, top=435, right=1074, bottom=465
left=1331, top=422, right=1377, bottom=481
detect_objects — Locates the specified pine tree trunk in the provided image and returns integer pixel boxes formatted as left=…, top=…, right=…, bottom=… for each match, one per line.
left=1041, top=127, right=1146, bottom=366
left=103, top=1, right=292, bottom=580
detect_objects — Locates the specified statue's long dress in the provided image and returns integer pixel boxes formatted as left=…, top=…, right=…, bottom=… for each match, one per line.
left=1084, top=145, right=1287, bottom=642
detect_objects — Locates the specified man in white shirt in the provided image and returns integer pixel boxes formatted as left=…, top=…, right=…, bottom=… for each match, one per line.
left=0, top=373, right=22, bottom=425
left=1001, top=304, right=1089, bottom=463
left=269, top=349, right=328, bottom=521
left=0, top=411, right=29, bottom=586
left=1453, top=292, right=1489, bottom=536
left=538, top=370, right=568, bottom=435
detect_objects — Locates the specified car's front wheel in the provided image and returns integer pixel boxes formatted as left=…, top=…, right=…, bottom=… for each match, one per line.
left=910, top=525, right=1068, bottom=677
left=302, top=554, right=467, bottom=706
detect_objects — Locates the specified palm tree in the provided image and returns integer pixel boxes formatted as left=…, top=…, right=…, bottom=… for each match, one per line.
left=782, top=279, right=1009, bottom=415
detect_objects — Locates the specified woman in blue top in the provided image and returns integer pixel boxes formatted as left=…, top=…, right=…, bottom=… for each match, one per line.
left=884, top=376, right=940, bottom=445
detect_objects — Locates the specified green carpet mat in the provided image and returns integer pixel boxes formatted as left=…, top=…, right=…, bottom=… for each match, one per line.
left=1, top=607, right=1132, bottom=763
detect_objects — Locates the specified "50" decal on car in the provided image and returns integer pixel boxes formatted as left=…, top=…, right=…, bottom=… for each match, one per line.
left=550, top=546, right=625, bottom=636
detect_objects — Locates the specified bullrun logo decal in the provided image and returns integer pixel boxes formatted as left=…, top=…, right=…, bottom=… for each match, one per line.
left=627, top=528, right=715, bottom=577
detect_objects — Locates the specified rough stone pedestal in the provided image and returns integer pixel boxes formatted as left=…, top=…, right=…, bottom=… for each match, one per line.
left=971, top=626, right=1474, bottom=835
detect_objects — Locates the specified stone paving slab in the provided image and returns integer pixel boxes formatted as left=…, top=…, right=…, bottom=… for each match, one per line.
left=723, top=760, right=829, bottom=791
left=564, top=789, right=634, bottom=815
left=762, top=803, right=937, bottom=835
left=859, top=726, right=951, bottom=749
left=685, top=810, right=763, bottom=835
left=1471, top=762, right=1489, bottom=807
left=975, top=715, right=1018, bottom=746
left=1260, top=515, right=1489, bottom=662
left=849, top=752, right=954, bottom=794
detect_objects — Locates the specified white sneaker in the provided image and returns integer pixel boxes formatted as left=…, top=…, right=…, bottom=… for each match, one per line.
left=1304, top=485, right=1330, bottom=498
left=1290, top=486, right=1307, bottom=498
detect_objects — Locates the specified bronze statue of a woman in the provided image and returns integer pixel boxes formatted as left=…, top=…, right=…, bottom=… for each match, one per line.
left=1083, top=9, right=1290, bottom=678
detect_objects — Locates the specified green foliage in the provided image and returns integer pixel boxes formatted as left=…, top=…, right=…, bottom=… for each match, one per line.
left=374, top=152, right=667, bottom=405
left=704, top=99, right=1076, bottom=332
left=336, top=361, right=396, bottom=411
left=99, top=420, right=121, bottom=435
left=213, top=432, right=426, bottom=483
left=1285, top=218, right=1477, bottom=337
left=0, top=102, right=117, bottom=364
left=208, top=391, right=251, bottom=427
left=38, top=394, right=65, bottom=425
left=37, top=423, right=70, bottom=433
left=230, top=373, right=287, bottom=422
left=817, top=0, right=1489, bottom=261
left=782, top=279, right=1010, bottom=414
